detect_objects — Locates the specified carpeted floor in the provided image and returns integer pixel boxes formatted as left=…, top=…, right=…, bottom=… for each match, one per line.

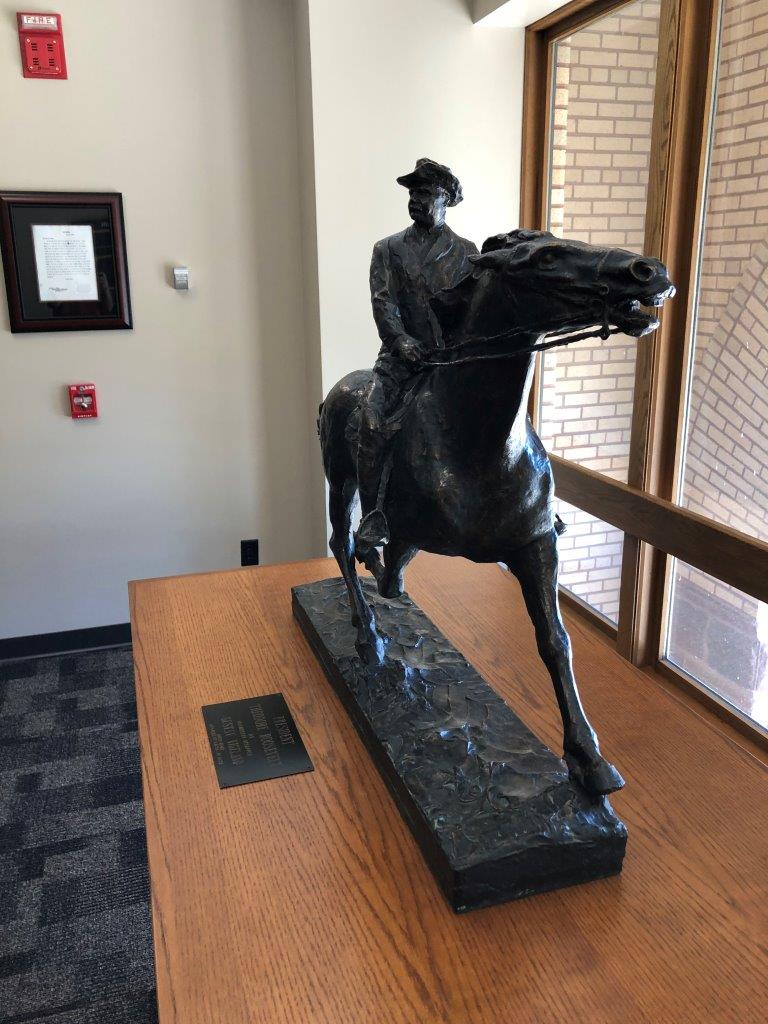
left=0, top=647, right=158, bottom=1024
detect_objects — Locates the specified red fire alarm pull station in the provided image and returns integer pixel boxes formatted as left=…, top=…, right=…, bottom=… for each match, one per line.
left=68, top=383, right=98, bottom=419
left=17, top=12, right=67, bottom=79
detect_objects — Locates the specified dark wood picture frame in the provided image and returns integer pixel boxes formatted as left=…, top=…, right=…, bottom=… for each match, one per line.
left=0, top=190, right=132, bottom=333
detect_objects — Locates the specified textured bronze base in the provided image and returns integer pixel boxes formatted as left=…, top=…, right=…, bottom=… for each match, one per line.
left=292, top=577, right=627, bottom=912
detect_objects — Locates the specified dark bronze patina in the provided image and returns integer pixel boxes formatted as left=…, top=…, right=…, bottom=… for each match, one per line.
left=317, top=162, right=674, bottom=800
left=357, top=158, right=477, bottom=548
left=292, top=575, right=629, bottom=912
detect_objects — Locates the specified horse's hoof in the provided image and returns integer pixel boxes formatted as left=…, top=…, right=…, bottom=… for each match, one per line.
left=377, top=577, right=404, bottom=600
left=565, top=752, right=625, bottom=797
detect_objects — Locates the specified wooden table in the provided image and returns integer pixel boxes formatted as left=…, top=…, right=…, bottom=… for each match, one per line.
left=129, top=555, right=767, bottom=1024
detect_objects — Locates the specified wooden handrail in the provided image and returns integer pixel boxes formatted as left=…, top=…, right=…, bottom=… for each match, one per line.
left=551, top=455, right=768, bottom=606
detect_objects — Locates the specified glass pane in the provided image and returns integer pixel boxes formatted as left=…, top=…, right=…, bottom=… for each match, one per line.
left=666, top=562, right=768, bottom=729
left=665, top=0, right=768, bottom=730
left=556, top=501, right=624, bottom=623
left=543, top=0, right=660, bottom=482
left=541, top=0, right=661, bottom=620
left=676, top=0, right=768, bottom=547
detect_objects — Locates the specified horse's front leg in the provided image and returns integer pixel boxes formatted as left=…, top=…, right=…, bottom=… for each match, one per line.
left=379, top=538, right=418, bottom=598
left=328, top=478, right=385, bottom=664
left=506, top=530, right=624, bottom=797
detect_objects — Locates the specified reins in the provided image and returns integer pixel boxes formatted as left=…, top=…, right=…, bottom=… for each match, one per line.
left=422, top=249, right=621, bottom=367
left=423, top=323, right=620, bottom=366
left=373, top=300, right=620, bottom=434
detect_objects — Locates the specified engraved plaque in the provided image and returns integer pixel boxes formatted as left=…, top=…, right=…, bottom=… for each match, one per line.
left=202, top=693, right=313, bottom=789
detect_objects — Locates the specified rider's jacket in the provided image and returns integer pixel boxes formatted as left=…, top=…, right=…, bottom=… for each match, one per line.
left=370, top=223, right=478, bottom=356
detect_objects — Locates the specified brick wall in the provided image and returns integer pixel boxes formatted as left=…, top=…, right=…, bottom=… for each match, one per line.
left=542, top=0, right=660, bottom=621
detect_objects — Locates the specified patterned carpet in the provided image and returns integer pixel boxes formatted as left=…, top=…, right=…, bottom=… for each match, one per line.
left=0, top=647, right=158, bottom=1024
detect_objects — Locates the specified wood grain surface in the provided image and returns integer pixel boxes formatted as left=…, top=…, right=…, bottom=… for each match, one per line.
left=129, top=555, right=767, bottom=1024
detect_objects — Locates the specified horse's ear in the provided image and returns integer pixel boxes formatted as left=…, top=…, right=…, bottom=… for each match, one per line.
left=469, top=245, right=533, bottom=272
left=505, top=243, right=534, bottom=267
left=468, top=251, right=508, bottom=271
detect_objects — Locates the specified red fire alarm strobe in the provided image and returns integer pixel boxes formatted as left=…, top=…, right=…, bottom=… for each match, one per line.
left=68, top=383, right=98, bottom=419
left=17, top=12, right=67, bottom=79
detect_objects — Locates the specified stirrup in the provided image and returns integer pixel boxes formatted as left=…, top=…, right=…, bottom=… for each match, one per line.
left=356, top=509, right=390, bottom=547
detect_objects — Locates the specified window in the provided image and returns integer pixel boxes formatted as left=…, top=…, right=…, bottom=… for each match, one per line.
left=540, top=0, right=661, bottom=620
left=665, top=0, right=768, bottom=726
left=667, top=565, right=768, bottom=727
left=523, top=0, right=768, bottom=740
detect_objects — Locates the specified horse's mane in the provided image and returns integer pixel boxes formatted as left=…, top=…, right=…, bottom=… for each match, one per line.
left=430, top=230, right=554, bottom=346
left=481, top=228, right=554, bottom=254
left=429, top=271, right=478, bottom=341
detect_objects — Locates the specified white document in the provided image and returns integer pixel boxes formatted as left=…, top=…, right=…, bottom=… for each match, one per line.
left=32, top=224, right=98, bottom=302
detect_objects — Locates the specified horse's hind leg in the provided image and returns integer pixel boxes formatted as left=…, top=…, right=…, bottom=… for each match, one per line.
left=328, top=478, right=385, bottom=663
left=506, top=530, right=624, bottom=797
left=354, top=539, right=385, bottom=590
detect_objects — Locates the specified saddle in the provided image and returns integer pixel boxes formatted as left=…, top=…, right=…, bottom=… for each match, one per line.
left=344, top=371, right=429, bottom=452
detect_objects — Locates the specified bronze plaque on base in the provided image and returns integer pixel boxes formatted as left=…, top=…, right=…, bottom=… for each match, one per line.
left=202, top=693, right=313, bottom=789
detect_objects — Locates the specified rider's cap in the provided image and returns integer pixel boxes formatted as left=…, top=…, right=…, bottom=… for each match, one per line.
left=397, top=158, right=464, bottom=206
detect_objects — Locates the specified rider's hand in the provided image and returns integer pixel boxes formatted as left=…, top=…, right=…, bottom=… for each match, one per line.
left=394, top=336, right=425, bottom=365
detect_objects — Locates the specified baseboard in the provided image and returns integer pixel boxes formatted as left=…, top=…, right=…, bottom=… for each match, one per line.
left=0, top=623, right=132, bottom=662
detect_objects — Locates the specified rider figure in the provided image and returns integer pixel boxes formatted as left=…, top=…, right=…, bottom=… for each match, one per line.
left=356, top=158, right=478, bottom=548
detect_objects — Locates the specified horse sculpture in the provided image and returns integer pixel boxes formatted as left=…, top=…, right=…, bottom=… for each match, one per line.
left=318, top=229, right=674, bottom=798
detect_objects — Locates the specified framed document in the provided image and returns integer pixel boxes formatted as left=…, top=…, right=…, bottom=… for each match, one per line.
left=0, top=191, right=132, bottom=332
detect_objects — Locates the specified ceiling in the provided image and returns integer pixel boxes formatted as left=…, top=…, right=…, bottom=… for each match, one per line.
left=472, top=0, right=567, bottom=28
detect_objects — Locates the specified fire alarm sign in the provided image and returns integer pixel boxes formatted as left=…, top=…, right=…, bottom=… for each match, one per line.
left=17, top=12, right=67, bottom=80
left=68, top=383, right=98, bottom=419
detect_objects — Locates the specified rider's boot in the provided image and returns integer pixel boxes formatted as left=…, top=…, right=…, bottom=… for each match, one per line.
left=356, top=433, right=390, bottom=548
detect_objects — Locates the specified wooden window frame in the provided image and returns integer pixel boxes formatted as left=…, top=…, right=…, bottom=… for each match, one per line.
left=521, top=0, right=768, bottom=746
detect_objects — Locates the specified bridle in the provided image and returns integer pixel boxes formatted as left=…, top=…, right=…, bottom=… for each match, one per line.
left=422, top=248, right=622, bottom=367
left=423, top=319, right=620, bottom=367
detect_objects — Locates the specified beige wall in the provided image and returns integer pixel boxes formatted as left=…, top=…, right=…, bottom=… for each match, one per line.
left=0, top=0, right=325, bottom=638
left=293, top=0, right=328, bottom=535
left=0, top=0, right=526, bottom=640
left=303, top=0, right=524, bottom=393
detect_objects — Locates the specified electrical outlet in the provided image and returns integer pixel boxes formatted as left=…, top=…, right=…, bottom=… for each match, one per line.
left=241, top=539, right=259, bottom=567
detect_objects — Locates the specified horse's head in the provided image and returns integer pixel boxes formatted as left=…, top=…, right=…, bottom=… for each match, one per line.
left=467, top=229, right=675, bottom=343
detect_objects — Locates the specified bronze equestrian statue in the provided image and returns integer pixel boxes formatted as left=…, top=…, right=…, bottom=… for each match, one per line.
left=318, top=161, right=674, bottom=799
left=357, top=158, right=478, bottom=549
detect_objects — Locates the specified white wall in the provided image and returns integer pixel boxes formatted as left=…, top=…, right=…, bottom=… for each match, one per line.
left=293, top=0, right=328, bottom=539
left=0, top=0, right=325, bottom=638
left=304, top=0, right=525, bottom=392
